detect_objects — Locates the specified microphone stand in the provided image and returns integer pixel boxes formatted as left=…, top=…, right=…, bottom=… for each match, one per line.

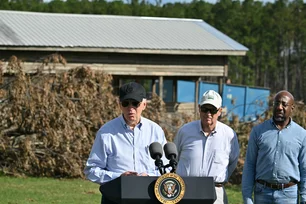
left=164, top=158, right=177, bottom=173
left=169, top=159, right=177, bottom=173
left=155, top=156, right=165, bottom=175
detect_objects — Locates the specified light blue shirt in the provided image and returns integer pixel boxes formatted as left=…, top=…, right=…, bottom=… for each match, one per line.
left=242, top=118, right=306, bottom=204
left=84, top=115, right=168, bottom=184
left=174, top=120, right=240, bottom=183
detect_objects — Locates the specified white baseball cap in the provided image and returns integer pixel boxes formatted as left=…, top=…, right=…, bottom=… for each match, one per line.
left=199, top=90, right=222, bottom=109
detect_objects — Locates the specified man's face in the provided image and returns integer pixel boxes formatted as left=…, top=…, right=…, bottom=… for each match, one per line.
left=273, top=94, right=293, bottom=122
left=120, top=99, right=146, bottom=127
left=199, top=104, right=221, bottom=127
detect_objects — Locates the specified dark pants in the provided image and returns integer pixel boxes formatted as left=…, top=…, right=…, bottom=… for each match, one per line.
left=100, top=185, right=118, bottom=204
left=101, top=196, right=117, bottom=204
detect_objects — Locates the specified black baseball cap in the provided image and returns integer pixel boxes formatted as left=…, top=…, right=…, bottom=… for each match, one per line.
left=119, top=82, right=146, bottom=102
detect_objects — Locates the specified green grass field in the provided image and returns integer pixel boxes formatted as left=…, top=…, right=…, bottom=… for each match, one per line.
left=0, top=176, right=242, bottom=204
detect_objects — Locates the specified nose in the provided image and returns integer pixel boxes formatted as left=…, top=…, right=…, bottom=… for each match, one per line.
left=274, top=104, right=284, bottom=111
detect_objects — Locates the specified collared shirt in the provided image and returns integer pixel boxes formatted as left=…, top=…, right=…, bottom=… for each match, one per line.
left=84, top=115, right=167, bottom=184
left=242, top=118, right=306, bottom=204
left=173, top=120, right=240, bottom=183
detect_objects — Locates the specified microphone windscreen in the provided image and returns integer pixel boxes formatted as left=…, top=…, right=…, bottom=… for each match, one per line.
left=149, top=142, right=163, bottom=159
left=163, top=142, right=178, bottom=160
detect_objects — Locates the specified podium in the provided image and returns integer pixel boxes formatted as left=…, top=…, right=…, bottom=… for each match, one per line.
left=100, top=176, right=216, bottom=204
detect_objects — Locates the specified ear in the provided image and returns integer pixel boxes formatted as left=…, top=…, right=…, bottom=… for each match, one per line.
left=217, top=108, right=222, bottom=117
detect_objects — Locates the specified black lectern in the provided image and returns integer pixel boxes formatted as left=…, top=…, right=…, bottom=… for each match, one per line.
left=100, top=176, right=216, bottom=204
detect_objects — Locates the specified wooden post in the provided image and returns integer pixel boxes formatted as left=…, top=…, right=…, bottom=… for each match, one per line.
left=218, top=77, right=223, bottom=96
left=152, top=79, right=156, bottom=96
left=159, top=76, right=163, bottom=101
left=173, top=78, right=177, bottom=103
left=194, top=77, right=200, bottom=120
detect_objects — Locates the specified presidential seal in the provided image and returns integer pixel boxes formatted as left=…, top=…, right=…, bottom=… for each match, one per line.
left=154, top=173, right=185, bottom=204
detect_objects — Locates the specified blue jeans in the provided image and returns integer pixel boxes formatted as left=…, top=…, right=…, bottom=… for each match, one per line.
left=254, top=182, right=298, bottom=204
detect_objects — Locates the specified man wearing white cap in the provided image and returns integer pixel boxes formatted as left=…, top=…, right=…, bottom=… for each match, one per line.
left=173, top=90, right=240, bottom=204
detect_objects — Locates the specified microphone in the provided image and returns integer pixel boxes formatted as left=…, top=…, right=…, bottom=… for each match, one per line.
left=149, top=142, right=165, bottom=175
left=163, top=142, right=178, bottom=173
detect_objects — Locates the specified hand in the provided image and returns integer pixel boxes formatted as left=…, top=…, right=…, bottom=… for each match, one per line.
left=121, top=171, right=138, bottom=176
left=137, top=172, right=149, bottom=176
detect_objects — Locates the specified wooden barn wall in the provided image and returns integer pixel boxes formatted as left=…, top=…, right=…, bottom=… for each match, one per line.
left=0, top=50, right=227, bottom=77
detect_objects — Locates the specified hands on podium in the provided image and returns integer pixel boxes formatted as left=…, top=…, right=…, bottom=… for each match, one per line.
left=121, top=171, right=149, bottom=176
left=121, top=171, right=138, bottom=176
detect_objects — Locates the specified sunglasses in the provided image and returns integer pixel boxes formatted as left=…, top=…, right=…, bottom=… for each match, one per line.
left=121, top=100, right=141, bottom=108
left=200, top=107, right=219, bottom=114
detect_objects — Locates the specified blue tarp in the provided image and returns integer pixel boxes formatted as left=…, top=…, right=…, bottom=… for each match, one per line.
left=159, top=80, right=270, bottom=121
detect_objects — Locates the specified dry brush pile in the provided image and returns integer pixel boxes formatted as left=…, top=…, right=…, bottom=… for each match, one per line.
left=0, top=56, right=121, bottom=177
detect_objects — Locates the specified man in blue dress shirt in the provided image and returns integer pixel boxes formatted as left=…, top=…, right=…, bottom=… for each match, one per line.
left=242, top=90, right=306, bottom=204
left=84, top=82, right=167, bottom=204
left=174, top=90, right=240, bottom=204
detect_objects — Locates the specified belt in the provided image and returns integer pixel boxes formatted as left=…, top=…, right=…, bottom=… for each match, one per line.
left=215, top=182, right=224, bottom=187
left=256, top=180, right=297, bottom=190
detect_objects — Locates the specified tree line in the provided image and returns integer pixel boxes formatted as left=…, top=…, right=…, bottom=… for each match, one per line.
left=1, top=0, right=306, bottom=101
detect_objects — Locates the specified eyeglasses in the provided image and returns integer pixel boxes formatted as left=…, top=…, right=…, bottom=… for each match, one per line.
left=200, top=107, right=219, bottom=114
left=273, top=101, right=292, bottom=108
left=121, top=100, right=141, bottom=108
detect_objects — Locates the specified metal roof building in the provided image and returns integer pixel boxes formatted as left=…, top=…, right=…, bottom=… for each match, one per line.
left=0, top=10, right=248, bottom=114
left=0, top=10, right=247, bottom=55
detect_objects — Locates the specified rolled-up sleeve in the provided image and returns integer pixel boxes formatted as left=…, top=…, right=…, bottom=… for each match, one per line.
left=84, top=131, right=121, bottom=184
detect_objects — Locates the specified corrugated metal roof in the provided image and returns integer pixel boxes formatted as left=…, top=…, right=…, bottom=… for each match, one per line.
left=0, top=10, right=248, bottom=55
